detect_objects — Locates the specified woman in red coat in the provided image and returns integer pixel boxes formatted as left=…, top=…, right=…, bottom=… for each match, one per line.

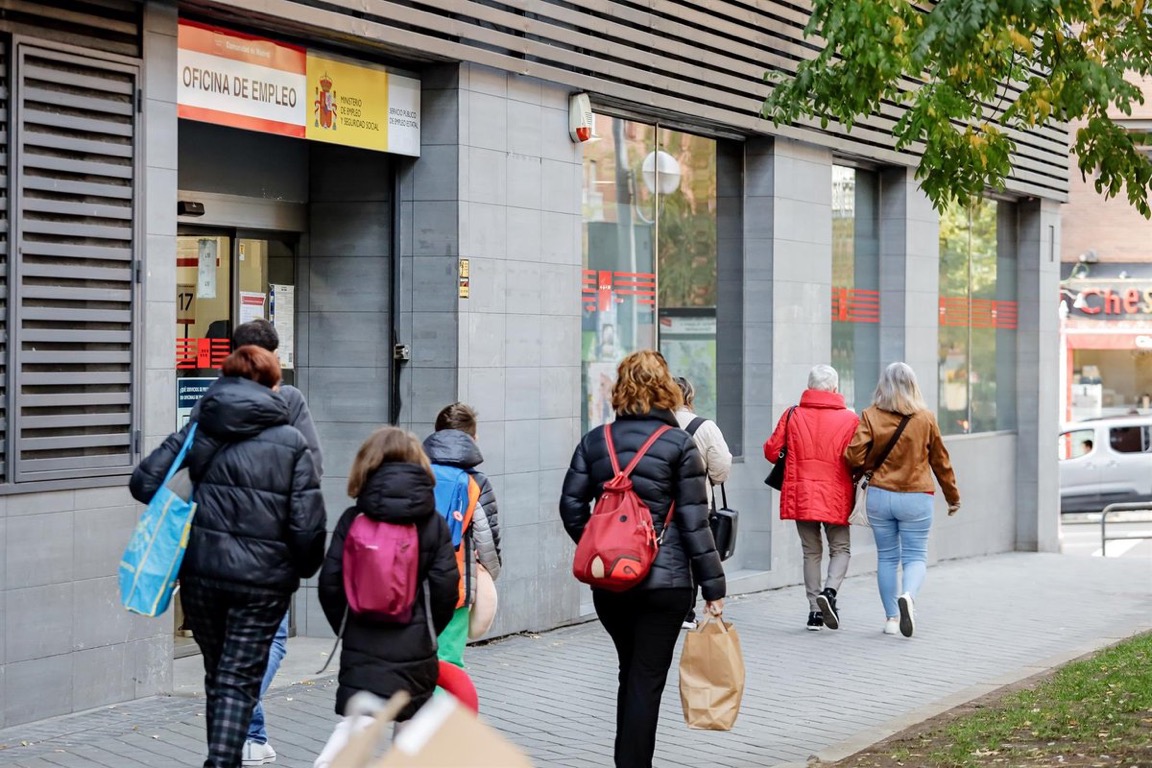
left=765, top=365, right=860, bottom=631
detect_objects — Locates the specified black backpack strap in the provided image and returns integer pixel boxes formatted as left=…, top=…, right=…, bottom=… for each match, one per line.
left=685, top=416, right=707, bottom=436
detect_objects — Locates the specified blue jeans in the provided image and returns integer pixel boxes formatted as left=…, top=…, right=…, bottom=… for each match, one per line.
left=867, top=487, right=933, bottom=619
left=247, top=611, right=290, bottom=744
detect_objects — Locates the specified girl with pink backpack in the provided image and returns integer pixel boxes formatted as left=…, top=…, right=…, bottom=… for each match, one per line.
left=314, top=427, right=459, bottom=767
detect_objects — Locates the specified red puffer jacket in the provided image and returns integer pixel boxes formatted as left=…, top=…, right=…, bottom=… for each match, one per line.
left=764, top=389, right=860, bottom=524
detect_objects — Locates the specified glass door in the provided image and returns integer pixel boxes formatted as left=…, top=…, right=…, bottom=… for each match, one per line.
left=172, top=229, right=299, bottom=656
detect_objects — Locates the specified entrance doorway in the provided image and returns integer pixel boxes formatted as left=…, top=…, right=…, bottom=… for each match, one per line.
left=173, top=228, right=299, bottom=658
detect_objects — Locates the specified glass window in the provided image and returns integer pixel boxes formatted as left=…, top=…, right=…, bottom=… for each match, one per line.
left=831, top=166, right=881, bottom=413
left=938, top=200, right=1018, bottom=435
left=580, top=118, right=721, bottom=430
left=1059, top=429, right=1095, bottom=460
left=1109, top=425, right=1150, bottom=454
left=175, top=232, right=297, bottom=428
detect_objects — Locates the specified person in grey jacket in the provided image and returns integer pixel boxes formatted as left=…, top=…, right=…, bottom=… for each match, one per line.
left=422, top=403, right=502, bottom=667
left=673, top=375, right=733, bottom=628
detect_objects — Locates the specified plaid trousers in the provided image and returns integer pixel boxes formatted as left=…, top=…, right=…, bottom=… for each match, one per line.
left=180, top=581, right=292, bottom=768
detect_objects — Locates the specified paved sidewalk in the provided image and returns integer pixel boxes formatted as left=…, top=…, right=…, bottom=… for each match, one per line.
left=1, top=553, right=1149, bottom=767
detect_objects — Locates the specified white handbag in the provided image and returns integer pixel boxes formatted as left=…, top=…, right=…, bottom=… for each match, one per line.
left=849, top=415, right=911, bottom=528
left=849, top=474, right=872, bottom=528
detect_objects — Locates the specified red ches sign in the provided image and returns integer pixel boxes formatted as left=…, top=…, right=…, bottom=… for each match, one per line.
left=1074, top=287, right=1152, bottom=316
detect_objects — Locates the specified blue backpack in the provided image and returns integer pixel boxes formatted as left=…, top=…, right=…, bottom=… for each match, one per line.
left=431, top=464, right=480, bottom=607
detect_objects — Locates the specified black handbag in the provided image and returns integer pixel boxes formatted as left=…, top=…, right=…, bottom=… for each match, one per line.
left=683, top=416, right=739, bottom=561
left=709, top=483, right=738, bottom=561
left=764, top=406, right=796, bottom=490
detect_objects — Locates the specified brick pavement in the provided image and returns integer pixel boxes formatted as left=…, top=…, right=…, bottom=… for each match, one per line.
left=1, top=552, right=1149, bottom=767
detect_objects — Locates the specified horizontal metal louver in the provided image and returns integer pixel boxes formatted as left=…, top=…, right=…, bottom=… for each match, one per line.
left=0, top=0, right=142, bottom=57
left=12, top=46, right=139, bottom=481
left=196, top=0, right=1069, bottom=201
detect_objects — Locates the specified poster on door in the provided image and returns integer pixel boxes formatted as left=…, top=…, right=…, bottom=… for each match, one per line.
left=239, top=291, right=266, bottom=324
left=270, top=283, right=295, bottom=369
left=197, top=239, right=217, bottom=299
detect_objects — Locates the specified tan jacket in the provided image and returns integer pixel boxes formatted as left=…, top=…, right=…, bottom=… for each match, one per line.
left=844, top=407, right=960, bottom=506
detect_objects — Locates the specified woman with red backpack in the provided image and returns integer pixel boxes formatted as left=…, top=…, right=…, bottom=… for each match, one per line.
left=313, top=427, right=459, bottom=767
left=560, top=350, right=726, bottom=768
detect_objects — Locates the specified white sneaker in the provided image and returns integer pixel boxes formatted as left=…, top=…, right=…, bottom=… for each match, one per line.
left=243, top=740, right=277, bottom=766
left=883, top=618, right=899, bottom=635
left=681, top=620, right=698, bottom=630
left=897, top=593, right=915, bottom=638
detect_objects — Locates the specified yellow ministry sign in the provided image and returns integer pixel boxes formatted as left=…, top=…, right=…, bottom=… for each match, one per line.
left=306, top=53, right=389, bottom=152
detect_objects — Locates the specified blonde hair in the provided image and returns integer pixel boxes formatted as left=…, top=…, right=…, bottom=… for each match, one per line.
left=612, top=350, right=683, bottom=415
left=872, top=362, right=928, bottom=415
left=347, top=427, right=433, bottom=497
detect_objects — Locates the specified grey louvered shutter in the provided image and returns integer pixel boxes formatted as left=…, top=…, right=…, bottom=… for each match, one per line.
left=0, top=42, right=8, bottom=479
left=11, top=45, right=139, bottom=482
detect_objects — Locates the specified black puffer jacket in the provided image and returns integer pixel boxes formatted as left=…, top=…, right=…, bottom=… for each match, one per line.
left=318, top=463, right=458, bottom=720
left=129, top=377, right=327, bottom=594
left=559, top=410, right=726, bottom=601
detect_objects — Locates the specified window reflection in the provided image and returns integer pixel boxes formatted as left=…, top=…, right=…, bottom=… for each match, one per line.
left=580, top=117, right=719, bottom=430
left=938, top=200, right=1018, bottom=434
left=831, top=166, right=880, bottom=413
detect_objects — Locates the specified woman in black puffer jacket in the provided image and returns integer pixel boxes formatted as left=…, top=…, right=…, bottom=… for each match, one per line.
left=314, top=427, right=458, bottom=766
left=560, top=349, right=726, bottom=768
left=130, top=346, right=326, bottom=768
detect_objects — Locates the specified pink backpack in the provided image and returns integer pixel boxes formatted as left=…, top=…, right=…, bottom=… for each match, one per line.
left=343, top=514, right=420, bottom=623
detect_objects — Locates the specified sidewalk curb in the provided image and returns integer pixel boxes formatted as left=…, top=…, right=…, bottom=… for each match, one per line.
left=780, top=621, right=1152, bottom=767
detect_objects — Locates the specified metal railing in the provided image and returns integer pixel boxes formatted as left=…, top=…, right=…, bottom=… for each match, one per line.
left=1100, top=502, right=1152, bottom=555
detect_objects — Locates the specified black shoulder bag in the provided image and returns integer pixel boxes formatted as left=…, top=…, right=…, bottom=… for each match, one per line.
left=686, top=416, right=739, bottom=562
left=764, top=406, right=796, bottom=490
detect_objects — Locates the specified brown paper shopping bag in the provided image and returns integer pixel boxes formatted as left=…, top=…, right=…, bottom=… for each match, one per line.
left=678, top=615, right=745, bottom=730
left=373, top=693, right=534, bottom=767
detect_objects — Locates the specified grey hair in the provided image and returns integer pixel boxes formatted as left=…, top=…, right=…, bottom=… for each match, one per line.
left=675, top=376, right=695, bottom=408
left=872, top=362, right=928, bottom=415
left=807, top=364, right=839, bottom=392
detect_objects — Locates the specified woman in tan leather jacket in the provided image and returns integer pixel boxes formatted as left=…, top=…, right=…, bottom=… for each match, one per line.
left=845, top=362, right=960, bottom=639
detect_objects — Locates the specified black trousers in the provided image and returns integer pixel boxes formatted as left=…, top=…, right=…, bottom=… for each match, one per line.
left=179, top=581, right=292, bottom=768
left=594, top=587, right=693, bottom=768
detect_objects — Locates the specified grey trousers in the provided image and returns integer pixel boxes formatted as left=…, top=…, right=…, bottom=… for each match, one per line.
left=796, top=521, right=851, bottom=611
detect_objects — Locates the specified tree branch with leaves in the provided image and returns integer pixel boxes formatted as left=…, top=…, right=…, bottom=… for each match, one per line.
left=762, top=0, right=1152, bottom=216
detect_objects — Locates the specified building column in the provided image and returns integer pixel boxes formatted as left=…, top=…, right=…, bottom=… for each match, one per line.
left=879, top=167, right=941, bottom=410
left=1015, top=198, right=1062, bottom=552
left=739, top=137, right=833, bottom=573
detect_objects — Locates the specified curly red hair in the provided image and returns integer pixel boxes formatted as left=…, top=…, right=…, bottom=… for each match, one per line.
left=611, top=350, right=683, bottom=415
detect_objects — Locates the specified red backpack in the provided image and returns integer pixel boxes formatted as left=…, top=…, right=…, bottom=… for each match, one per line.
left=573, top=423, right=674, bottom=592
left=343, top=514, right=420, bottom=622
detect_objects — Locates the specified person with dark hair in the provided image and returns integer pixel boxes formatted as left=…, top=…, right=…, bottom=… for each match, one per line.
left=561, top=350, right=725, bottom=768
left=422, top=402, right=502, bottom=669
left=227, top=319, right=324, bottom=765
left=130, top=345, right=327, bottom=768
left=673, top=375, right=731, bottom=629
left=233, top=319, right=323, bottom=475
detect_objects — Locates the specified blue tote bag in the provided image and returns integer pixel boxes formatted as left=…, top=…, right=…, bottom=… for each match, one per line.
left=119, top=423, right=199, bottom=617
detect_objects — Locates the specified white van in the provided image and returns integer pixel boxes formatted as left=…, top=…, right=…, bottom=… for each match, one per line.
left=1059, top=415, right=1152, bottom=513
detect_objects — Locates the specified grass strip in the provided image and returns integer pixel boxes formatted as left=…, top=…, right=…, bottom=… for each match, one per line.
left=882, top=631, right=1152, bottom=767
